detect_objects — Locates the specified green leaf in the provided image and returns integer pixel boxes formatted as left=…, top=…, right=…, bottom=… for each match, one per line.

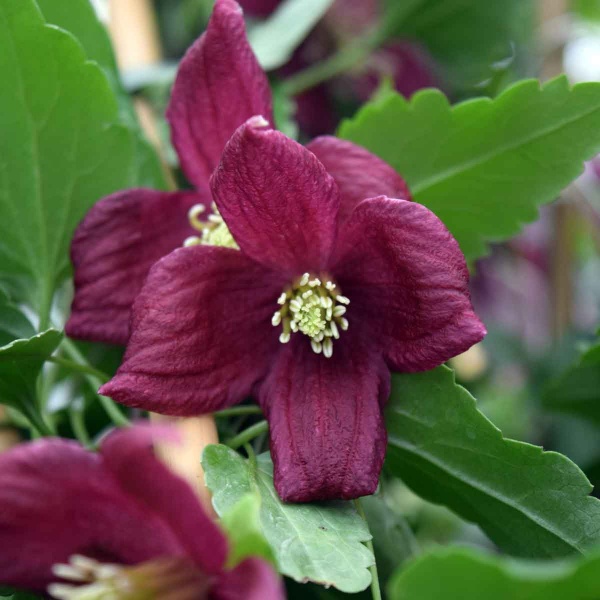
left=385, top=366, right=600, bottom=558
left=543, top=340, right=600, bottom=425
left=0, top=281, right=61, bottom=434
left=0, top=290, right=35, bottom=345
left=220, top=493, right=277, bottom=568
left=0, top=327, right=62, bottom=425
left=388, top=546, right=600, bottom=600
left=389, top=0, right=534, bottom=90
left=339, top=77, right=600, bottom=261
left=0, top=0, right=155, bottom=314
left=35, top=0, right=166, bottom=190
left=203, top=444, right=375, bottom=593
left=360, top=494, right=418, bottom=583
left=248, top=0, right=335, bottom=71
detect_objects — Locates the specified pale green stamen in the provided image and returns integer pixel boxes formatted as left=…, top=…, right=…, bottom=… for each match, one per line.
left=183, top=202, right=238, bottom=249
left=48, top=555, right=124, bottom=599
left=272, top=273, right=350, bottom=357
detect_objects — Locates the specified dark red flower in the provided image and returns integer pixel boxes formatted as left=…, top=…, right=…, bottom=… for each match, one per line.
left=100, top=116, right=486, bottom=502
left=68, top=0, right=484, bottom=503
left=0, top=426, right=283, bottom=599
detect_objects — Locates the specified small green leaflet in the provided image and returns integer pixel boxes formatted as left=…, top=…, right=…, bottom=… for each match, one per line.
left=0, top=292, right=61, bottom=427
left=543, top=339, right=600, bottom=425
left=220, top=493, right=276, bottom=568
left=339, top=77, right=600, bottom=261
left=385, top=366, right=600, bottom=558
left=203, top=445, right=374, bottom=593
left=0, top=0, right=147, bottom=313
left=248, top=0, right=334, bottom=71
left=388, top=546, right=600, bottom=600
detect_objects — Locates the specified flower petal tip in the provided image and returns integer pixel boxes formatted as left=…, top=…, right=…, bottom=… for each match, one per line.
left=248, top=115, right=271, bottom=129
left=216, top=0, right=244, bottom=14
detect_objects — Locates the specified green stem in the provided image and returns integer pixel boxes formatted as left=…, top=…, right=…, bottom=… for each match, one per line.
left=281, top=0, right=422, bottom=97
left=99, top=395, right=131, bottom=428
left=47, top=355, right=111, bottom=383
left=282, top=39, right=376, bottom=97
left=22, top=402, right=55, bottom=437
left=69, top=406, right=92, bottom=447
left=244, top=442, right=257, bottom=472
left=225, top=420, right=268, bottom=450
left=37, top=279, right=54, bottom=332
left=214, top=405, right=263, bottom=418
left=61, top=338, right=131, bottom=428
left=355, top=498, right=382, bottom=600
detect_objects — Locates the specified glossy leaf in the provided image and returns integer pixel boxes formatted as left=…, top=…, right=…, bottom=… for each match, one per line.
left=0, top=0, right=144, bottom=312
left=543, top=340, right=600, bottom=425
left=339, top=77, right=600, bottom=260
left=36, top=0, right=166, bottom=189
left=203, top=444, right=374, bottom=593
left=248, top=0, right=335, bottom=71
left=388, top=546, right=600, bottom=600
left=385, top=366, right=600, bottom=558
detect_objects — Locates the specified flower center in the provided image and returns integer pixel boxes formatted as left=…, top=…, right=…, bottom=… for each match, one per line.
left=48, top=555, right=210, bottom=600
left=272, top=272, right=349, bottom=357
left=184, top=202, right=238, bottom=249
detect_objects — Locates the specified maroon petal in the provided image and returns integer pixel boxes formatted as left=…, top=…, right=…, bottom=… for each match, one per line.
left=259, top=333, right=389, bottom=502
left=0, top=439, right=186, bottom=591
left=100, top=426, right=228, bottom=575
left=333, top=197, right=486, bottom=372
left=167, top=0, right=273, bottom=189
left=307, top=136, right=411, bottom=226
left=213, top=558, right=285, bottom=600
left=211, top=118, right=340, bottom=275
left=237, top=0, right=280, bottom=16
left=100, top=245, right=283, bottom=415
left=66, top=189, right=202, bottom=345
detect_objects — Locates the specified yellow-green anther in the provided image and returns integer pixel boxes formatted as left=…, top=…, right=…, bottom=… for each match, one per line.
left=272, top=272, right=350, bottom=357
left=184, top=202, right=238, bottom=250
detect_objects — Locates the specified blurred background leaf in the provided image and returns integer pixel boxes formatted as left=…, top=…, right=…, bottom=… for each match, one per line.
left=388, top=546, right=600, bottom=600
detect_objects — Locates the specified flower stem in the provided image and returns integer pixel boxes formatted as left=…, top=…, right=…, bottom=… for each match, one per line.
left=281, top=0, right=423, bottom=97
left=23, top=403, right=55, bottom=437
left=281, top=37, right=377, bottom=97
left=69, top=406, right=93, bottom=448
left=60, top=338, right=131, bottom=428
left=214, top=405, right=263, bottom=418
left=354, top=498, right=382, bottom=600
left=47, top=355, right=111, bottom=383
left=225, top=420, right=268, bottom=450
left=244, top=442, right=257, bottom=472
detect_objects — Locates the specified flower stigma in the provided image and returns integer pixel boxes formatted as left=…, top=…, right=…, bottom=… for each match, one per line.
left=272, top=273, right=350, bottom=357
left=48, top=554, right=211, bottom=600
left=183, top=202, right=238, bottom=249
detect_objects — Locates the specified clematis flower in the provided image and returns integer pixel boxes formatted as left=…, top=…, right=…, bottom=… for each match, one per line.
left=0, top=426, right=283, bottom=599
left=100, top=115, right=486, bottom=503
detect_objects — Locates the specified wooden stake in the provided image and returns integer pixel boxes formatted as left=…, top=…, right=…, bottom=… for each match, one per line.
left=108, top=0, right=218, bottom=511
